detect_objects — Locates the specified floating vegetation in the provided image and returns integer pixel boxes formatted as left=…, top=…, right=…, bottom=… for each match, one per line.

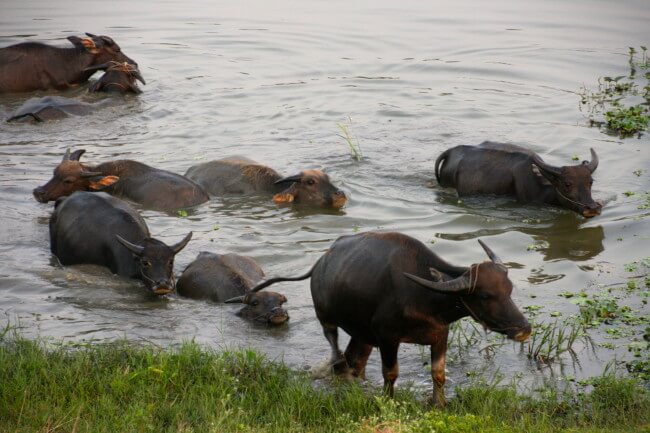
left=579, top=46, right=650, bottom=137
left=525, top=319, right=587, bottom=363
left=337, top=119, right=363, bottom=161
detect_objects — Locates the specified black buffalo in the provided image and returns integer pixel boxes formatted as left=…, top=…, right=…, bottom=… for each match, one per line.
left=185, top=156, right=347, bottom=209
left=177, top=252, right=289, bottom=325
left=435, top=142, right=601, bottom=217
left=33, top=149, right=209, bottom=212
left=0, top=33, right=137, bottom=93
left=247, top=231, right=531, bottom=406
left=49, top=192, right=192, bottom=295
left=87, top=61, right=145, bottom=94
left=6, top=96, right=114, bottom=122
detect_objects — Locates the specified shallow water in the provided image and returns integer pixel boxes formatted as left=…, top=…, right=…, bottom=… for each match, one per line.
left=1, top=0, right=649, bottom=394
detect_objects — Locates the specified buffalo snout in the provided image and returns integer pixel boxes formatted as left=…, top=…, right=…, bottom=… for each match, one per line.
left=582, top=202, right=602, bottom=218
left=331, top=190, right=347, bottom=209
left=508, top=324, right=532, bottom=342
left=33, top=186, right=48, bottom=203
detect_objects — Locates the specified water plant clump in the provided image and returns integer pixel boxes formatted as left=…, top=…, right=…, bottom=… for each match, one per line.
left=337, top=119, right=363, bottom=161
left=579, top=46, right=650, bottom=138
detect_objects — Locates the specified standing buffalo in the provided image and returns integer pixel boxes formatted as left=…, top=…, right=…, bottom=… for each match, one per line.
left=87, top=61, right=145, bottom=94
left=50, top=192, right=192, bottom=295
left=435, top=142, right=601, bottom=217
left=185, top=156, right=347, bottom=209
left=33, top=149, right=209, bottom=212
left=247, top=231, right=531, bottom=406
left=177, top=252, right=289, bottom=325
left=0, top=33, right=137, bottom=93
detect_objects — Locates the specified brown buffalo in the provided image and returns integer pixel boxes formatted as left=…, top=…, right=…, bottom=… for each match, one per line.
left=33, top=149, right=209, bottom=212
left=245, top=231, right=531, bottom=406
left=0, top=33, right=137, bottom=93
left=435, top=142, right=601, bottom=217
left=185, top=156, right=347, bottom=209
left=177, top=252, right=289, bottom=325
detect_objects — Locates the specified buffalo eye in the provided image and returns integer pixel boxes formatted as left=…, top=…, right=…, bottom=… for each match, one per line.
left=63, top=177, right=75, bottom=184
left=477, top=292, right=491, bottom=300
left=564, top=182, right=572, bottom=188
left=306, top=179, right=316, bottom=186
left=141, top=260, right=151, bottom=268
left=251, top=300, right=259, bottom=306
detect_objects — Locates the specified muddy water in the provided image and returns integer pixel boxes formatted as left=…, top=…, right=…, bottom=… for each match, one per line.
left=1, top=0, right=649, bottom=392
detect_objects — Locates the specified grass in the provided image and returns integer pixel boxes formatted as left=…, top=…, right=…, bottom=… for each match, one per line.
left=2, top=331, right=649, bottom=433
left=337, top=119, right=363, bottom=161
left=579, top=45, right=650, bottom=137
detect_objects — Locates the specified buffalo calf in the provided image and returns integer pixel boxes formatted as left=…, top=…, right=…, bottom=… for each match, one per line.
left=49, top=192, right=192, bottom=295
left=33, top=149, right=209, bottom=212
left=185, top=156, right=347, bottom=209
left=177, top=252, right=289, bottom=325
left=246, top=231, right=531, bottom=406
left=435, top=141, right=601, bottom=217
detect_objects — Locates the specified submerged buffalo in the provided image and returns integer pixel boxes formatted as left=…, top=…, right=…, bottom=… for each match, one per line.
left=177, top=252, right=289, bottom=325
left=33, top=149, right=209, bottom=212
left=6, top=96, right=113, bottom=122
left=185, top=156, right=347, bottom=209
left=0, top=33, right=137, bottom=93
left=435, top=142, right=601, bottom=217
left=247, top=231, right=531, bottom=405
left=87, top=61, right=145, bottom=94
left=50, top=192, right=192, bottom=295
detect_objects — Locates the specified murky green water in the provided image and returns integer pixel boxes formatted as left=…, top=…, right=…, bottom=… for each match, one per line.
left=1, top=0, right=648, bottom=392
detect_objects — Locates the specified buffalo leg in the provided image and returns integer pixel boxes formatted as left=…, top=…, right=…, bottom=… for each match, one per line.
left=322, top=324, right=348, bottom=374
left=344, top=338, right=373, bottom=379
left=430, top=332, right=449, bottom=407
left=379, top=342, right=400, bottom=397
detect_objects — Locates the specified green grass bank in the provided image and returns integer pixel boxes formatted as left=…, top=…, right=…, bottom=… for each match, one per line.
left=1, top=332, right=648, bottom=433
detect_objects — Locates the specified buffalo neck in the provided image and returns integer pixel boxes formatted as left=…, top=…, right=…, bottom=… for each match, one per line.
left=58, top=48, right=97, bottom=85
left=94, top=160, right=152, bottom=177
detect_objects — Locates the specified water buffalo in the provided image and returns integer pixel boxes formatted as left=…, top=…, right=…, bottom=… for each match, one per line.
left=50, top=192, right=192, bottom=295
left=6, top=96, right=114, bottom=122
left=247, top=231, right=531, bottom=406
left=33, top=149, right=209, bottom=212
left=87, top=61, right=145, bottom=94
left=177, top=252, right=289, bottom=325
left=0, top=33, right=137, bottom=93
left=435, top=141, right=601, bottom=217
left=185, top=156, right=347, bottom=209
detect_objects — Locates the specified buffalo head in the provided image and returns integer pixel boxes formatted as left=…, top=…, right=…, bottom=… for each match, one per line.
left=404, top=239, right=531, bottom=342
left=225, top=291, right=289, bottom=325
left=33, top=149, right=119, bottom=203
left=272, top=170, right=347, bottom=209
left=87, top=61, right=145, bottom=94
left=116, top=232, right=192, bottom=295
left=67, top=33, right=137, bottom=69
left=532, top=149, right=601, bottom=218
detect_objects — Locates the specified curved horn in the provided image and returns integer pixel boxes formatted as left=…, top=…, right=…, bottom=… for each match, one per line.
left=69, top=149, right=86, bottom=161
left=80, top=171, right=103, bottom=178
left=170, top=232, right=192, bottom=254
left=224, top=295, right=245, bottom=304
left=115, top=235, right=145, bottom=256
left=582, top=148, right=598, bottom=173
left=133, top=69, right=146, bottom=85
left=83, top=63, right=110, bottom=73
left=274, top=174, right=302, bottom=185
left=477, top=239, right=502, bottom=264
left=532, top=154, right=561, bottom=178
left=85, top=32, right=98, bottom=38
left=404, top=272, right=470, bottom=294
left=61, top=148, right=71, bottom=162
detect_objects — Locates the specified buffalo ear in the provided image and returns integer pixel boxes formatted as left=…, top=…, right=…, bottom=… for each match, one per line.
left=272, top=192, right=295, bottom=204
left=67, top=36, right=85, bottom=49
left=70, top=36, right=99, bottom=54
left=88, top=175, right=119, bottom=190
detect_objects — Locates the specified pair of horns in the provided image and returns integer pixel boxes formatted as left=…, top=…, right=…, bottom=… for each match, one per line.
left=533, top=148, right=598, bottom=176
left=115, top=232, right=193, bottom=256
left=404, top=239, right=503, bottom=294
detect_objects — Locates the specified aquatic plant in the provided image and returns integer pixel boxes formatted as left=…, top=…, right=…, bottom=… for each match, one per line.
left=525, top=319, right=587, bottom=363
left=337, top=120, right=363, bottom=161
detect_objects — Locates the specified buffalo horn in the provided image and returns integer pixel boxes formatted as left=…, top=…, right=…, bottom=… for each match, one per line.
left=477, top=239, right=502, bottom=264
left=582, top=148, right=598, bottom=173
left=115, top=235, right=145, bottom=256
left=69, top=149, right=86, bottom=161
left=80, top=171, right=103, bottom=178
left=532, top=154, right=561, bottom=177
left=170, top=232, right=193, bottom=254
left=61, top=148, right=71, bottom=162
left=274, top=174, right=302, bottom=185
left=403, top=272, right=470, bottom=294
left=133, top=69, right=146, bottom=85
left=224, top=295, right=245, bottom=304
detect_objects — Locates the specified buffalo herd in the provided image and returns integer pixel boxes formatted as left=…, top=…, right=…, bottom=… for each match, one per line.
left=3, top=33, right=605, bottom=403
